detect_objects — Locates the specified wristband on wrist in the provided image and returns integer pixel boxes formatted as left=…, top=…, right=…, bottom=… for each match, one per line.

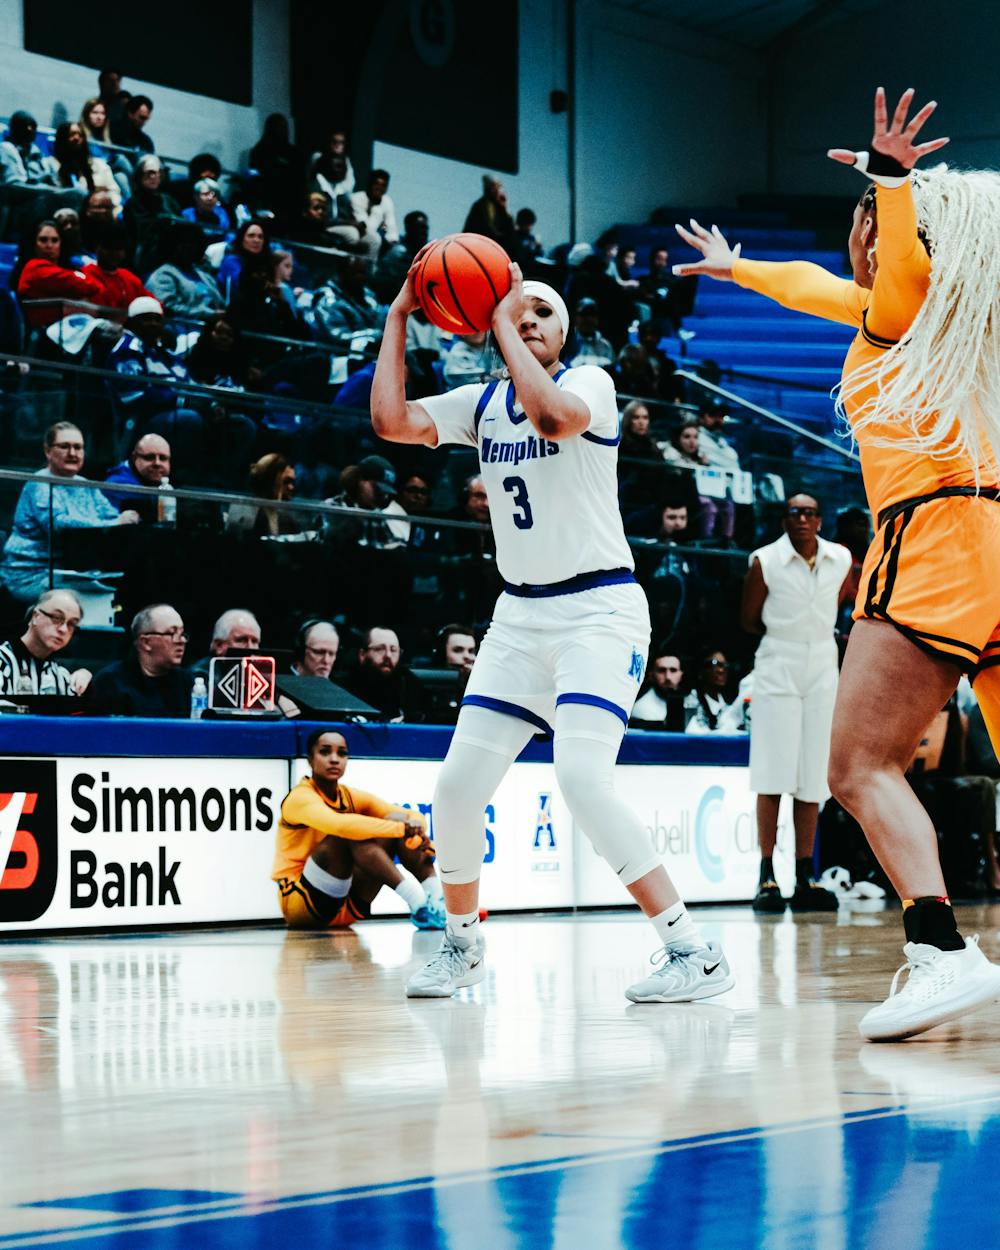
left=850, top=150, right=911, bottom=188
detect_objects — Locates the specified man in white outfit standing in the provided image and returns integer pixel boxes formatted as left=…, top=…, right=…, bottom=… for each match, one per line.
left=741, top=493, right=852, bottom=912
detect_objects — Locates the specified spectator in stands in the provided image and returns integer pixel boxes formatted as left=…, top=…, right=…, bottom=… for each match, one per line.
left=464, top=174, right=515, bottom=249
left=436, top=624, right=477, bottom=674
left=0, top=588, right=90, bottom=695
left=608, top=343, right=658, bottom=398
left=443, top=330, right=490, bottom=389
left=52, top=207, right=89, bottom=266
left=292, top=620, right=340, bottom=679
left=217, top=220, right=271, bottom=303
left=103, top=432, right=171, bottom=522
left=146, top=222, right=225, bottom=318
left=342, top=626, right=408, bottom=720
left=375, top=210, right=430, bottom=302
left=696, top=398, right=739, bottom=542
left=350, top=168, right=398, bottom=261
left=81, top=189, right=116, bottom=253
left=684, top=649, right=744, bottom=734
left=0, top=112, right=82, bottom=225
left=43, top=121, right=121, bottom=213
left=638, top=246, right=692, bottom=332
left=181, top=178, right=231, bottom=238
left=87, top=603, right=194, bottom=717
left=107, top=296, right=255, bottom=482
left=563, top=298, right=614, bottom=368
left=619, top=398, right=666, bottom=509
left=388, top=472, right=438, bottom=548
left=440, top=473, right=494, bottom=560
left=186, top=311, right=256, bottom=391
left=122, top=155, right=180, bottom=271
left=249, top=114, right=303, bottom=224
left=170, top=153, right=223, bottom=210
left=326, top=457, right=400, bottom=549
left=0, top=421, right=138, bottom=604
left=631, top=648, right=685, bottom=728
left=513, top=207, right=543, bottom=270
left=96, top=69, right=130, bottom=127
left=637, top=320, right=682, bottom=403
left=313, top=256, right=386, bottom=358
left=109, top=93, right=155, bottom=157
left=82, top=220, right=149, bottom=311
left=310, top=129, right=355, bottom=200
left=80, top=98, right=111, bottom=144
left=617, top=247, right=639, bottom=286
left=664, top=418, right=708, bottom=469
left=630, top=498, right=695, bottom=645
left=14, top=219, right=96, bottom=328
left=233, top=248, right=304, bottom=340
left=209, top=608, right=262, bottom=658
left=288, top=190, right=337, bottom=247
left=226, top=453, right=302, bottom=537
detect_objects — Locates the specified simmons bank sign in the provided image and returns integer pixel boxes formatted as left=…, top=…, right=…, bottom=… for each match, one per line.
left=0, top=758, right=285, bottom=931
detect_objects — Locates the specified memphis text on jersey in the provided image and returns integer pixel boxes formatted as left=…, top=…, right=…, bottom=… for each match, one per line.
left=480, top=433, right=559, bottom=465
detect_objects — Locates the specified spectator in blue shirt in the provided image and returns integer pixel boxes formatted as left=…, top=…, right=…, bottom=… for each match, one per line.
left=107, top=296, right=254, bottom=485
left=181, top=178, right=231, bottom=239
left=0, top=111, right=84, bottom=228
left=218, top=220, right=271, bottom=303
left=0, top=421, right=139, bottom=604
left=104, top=432, right=172, bottom=523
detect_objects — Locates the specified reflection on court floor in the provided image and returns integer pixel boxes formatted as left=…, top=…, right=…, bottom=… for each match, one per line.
left=2, top=909, right=1000, bottom=1248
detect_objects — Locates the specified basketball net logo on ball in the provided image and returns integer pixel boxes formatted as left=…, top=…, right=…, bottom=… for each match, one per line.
left=416, top=233, right=512, bottom=334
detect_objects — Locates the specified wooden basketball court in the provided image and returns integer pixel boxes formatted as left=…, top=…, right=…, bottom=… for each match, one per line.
left=2, top=905, right=999, bottom=1249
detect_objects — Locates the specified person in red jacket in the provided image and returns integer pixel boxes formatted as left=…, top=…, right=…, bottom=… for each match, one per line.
left=82, top=221, right=150, bottom=313
left=14, top=218, right=97, bottom=327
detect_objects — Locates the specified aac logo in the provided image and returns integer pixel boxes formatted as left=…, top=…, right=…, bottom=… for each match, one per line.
left=0, top=761, right=58, bottom=923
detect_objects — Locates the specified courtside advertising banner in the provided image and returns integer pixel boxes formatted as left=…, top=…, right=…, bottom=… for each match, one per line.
left=0, top=757, right=285, bottom=931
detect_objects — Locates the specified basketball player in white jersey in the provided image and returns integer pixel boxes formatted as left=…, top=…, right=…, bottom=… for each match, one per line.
left=371, top=256, right=735, bottom=1003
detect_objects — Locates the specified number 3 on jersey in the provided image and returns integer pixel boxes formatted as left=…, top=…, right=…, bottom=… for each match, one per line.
left=502, top=476, right=534, bottom=530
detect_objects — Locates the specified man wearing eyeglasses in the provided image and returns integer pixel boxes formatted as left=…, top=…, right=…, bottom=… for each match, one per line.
left=86, top=602, right=194, bottom=717
left=0, top=588, right=91, bottom=696
left=741, top=493, right=853, bottom=913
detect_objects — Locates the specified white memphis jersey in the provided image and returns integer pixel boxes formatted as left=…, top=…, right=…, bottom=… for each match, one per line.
left=421, top=365, right=634, bottom=585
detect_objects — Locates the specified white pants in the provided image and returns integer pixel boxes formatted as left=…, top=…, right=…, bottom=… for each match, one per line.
left=749, top=636, right=838, bottom=803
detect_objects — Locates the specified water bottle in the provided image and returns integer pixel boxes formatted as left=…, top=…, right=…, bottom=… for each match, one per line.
left=157, top=478, right=177, bottom=526
left=190, top=677, right=208, bottom=720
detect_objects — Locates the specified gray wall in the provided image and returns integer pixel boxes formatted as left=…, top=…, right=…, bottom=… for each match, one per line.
left=768, top=0, right=1000, bottom=195
left=0, top=0, right=290, bottom=170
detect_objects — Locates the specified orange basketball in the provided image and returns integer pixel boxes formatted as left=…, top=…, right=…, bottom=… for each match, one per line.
left=416, top=233, right=512, bottom=334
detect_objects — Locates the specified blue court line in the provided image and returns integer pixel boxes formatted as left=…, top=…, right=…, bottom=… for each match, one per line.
left=26, top=1191, right=241, bottom=1214
left=5, top=1094, right=1000, bottom=1249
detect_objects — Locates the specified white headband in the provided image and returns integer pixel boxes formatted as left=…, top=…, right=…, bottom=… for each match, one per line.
left=522, top=280, right=569, bottom=342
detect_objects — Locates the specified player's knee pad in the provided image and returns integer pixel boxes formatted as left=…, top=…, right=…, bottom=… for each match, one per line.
left=431, top=711, right=532, bottom=885
left=553, top=733, right=660, bottom=886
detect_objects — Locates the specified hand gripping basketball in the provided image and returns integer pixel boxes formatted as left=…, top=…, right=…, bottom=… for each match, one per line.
left=414, top=233, right=513, bottom=333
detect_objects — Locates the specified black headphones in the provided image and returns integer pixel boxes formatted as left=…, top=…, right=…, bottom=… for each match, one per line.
left=293, top=618, right=324, bottom=665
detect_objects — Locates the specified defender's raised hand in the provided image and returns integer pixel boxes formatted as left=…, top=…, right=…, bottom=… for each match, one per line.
left=672, top=219, right=741, bottom=282
left=828, top=86, right=949, bottom=174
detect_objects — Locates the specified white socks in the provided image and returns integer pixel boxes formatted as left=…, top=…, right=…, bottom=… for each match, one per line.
left=651, top=901, right=702, bottom=949
left=394, top=870, right=426, bottom=914
left=423, top=875, right=445, bottom=910
left=445, top=908, right=481, bottom=946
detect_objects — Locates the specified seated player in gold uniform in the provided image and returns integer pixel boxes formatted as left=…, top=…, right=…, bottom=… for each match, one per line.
left=273, top=728, right=446, bottom=930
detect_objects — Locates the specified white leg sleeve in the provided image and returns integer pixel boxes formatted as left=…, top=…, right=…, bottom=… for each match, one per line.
left=432, top=706, right=536, bottom=885
left=553, top=703, right=663, bottom=886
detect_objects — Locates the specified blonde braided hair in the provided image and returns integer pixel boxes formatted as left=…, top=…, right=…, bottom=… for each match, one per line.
left=836, top=165, right=1000, bottom=484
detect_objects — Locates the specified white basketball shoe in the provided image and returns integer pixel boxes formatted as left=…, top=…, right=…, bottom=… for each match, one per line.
left=405, top=933, right=487, bottom=998
left=625, top=941, right=735, bottom=1003
left=859, top=936, right=1000, bottom=1041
